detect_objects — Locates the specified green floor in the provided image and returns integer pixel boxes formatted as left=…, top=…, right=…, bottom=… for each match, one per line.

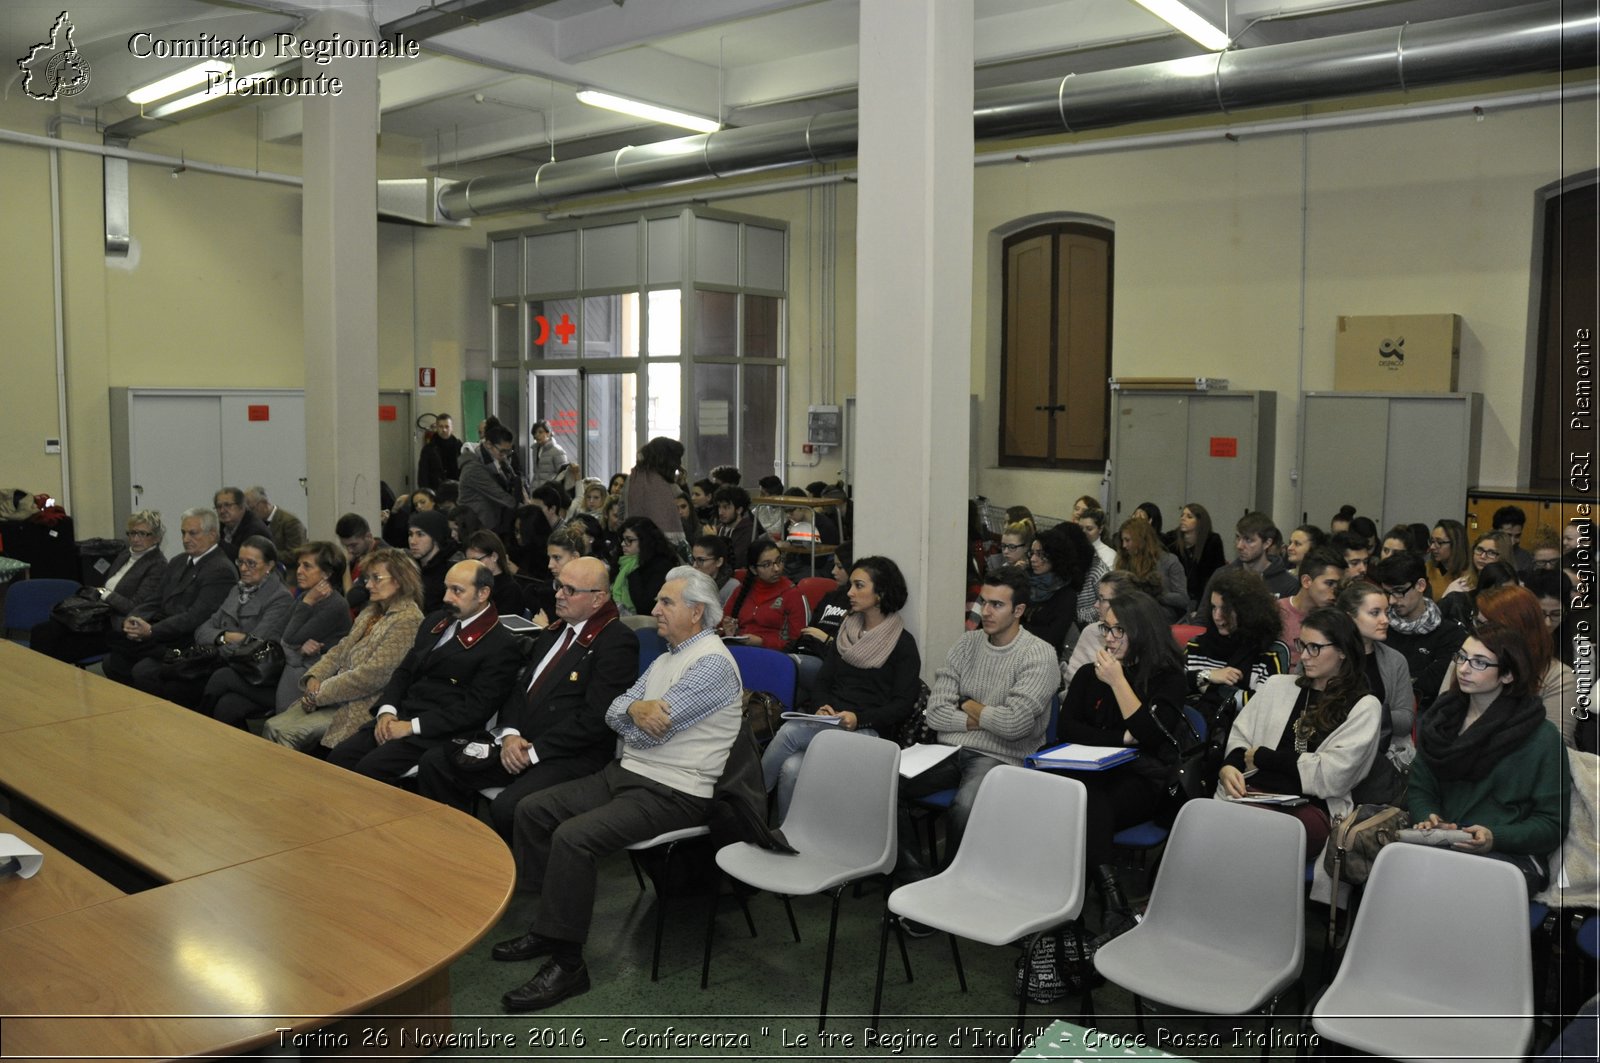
left=437, top=850, right=1333, bottom=1062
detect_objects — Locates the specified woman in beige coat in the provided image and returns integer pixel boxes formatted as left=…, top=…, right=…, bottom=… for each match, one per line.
left=262, top=547, right=424, bottom=753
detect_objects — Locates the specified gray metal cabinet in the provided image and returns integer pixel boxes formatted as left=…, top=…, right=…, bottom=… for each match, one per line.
left=1297, top=392, right=1482, bottom=530
left=1108, top=390, right=1276, bottom=528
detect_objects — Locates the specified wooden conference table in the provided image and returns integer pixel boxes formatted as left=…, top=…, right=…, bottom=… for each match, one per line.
left=0, top=641, right=515, bottom=1061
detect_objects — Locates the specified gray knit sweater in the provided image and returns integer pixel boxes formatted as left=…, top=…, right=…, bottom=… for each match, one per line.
left=924, top=628, right=1059, bottom=765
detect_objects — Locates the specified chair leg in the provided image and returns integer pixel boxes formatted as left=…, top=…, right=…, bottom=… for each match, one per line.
left=782, top=894, right=801, bottom=943
left=948, top=932, right=967, bottom=992
left=700, top=873, right=721, bottom=990
left=871, top=908, right=891, bottom=1028
left=627, top=850, right=646, bottom=890
left=738, top=890, right=758, bottom=938
left=1015, top=933, right=1035, bottom=1032
left=817, top=886, right=844, bottom=1033
left=1063, top=922, right=1096, bottom=1027
left=893, top=914, right=913, bottom=982
left=1260, top=996, right=1277, bottom=1062
left=1132, top=992, right=1146, bottom=1037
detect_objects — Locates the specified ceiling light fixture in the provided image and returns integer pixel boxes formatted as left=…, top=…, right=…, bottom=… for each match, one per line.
left=576, top=89, right=721, bottom=134
left=127, top=61, right=231, bottom=105
left=1129, top=0, right=1231, bottom=52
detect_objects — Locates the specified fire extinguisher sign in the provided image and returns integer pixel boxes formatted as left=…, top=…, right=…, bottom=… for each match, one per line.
left=418, top=367, right=437, bottom=396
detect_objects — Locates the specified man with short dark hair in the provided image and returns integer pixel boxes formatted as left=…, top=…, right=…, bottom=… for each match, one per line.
left=1493, top=504, right=1535, bottom=576
left=1371, top=552, right=1468, bottom=714
left=336, top=512, right=377, bottom=613
left=1330, top=530, right=1372, bottom=583
left=460, top=423, right=523, bottom=538
left=245, top=485, right=306, bottom=557
left=529, top=420, right=572, bottom=487
left=897, top=566, right=1058, bottom=881
left=709, top=464, right=741, bottom=487
left=1279, top=547, right=1347, bottom=669
left=418, top=413, right=463, bottom=490
left=327, top=559, right=521, bottom=783
left=103, top=508, right=236, bottom=686
left=213, top=486, right=270, bottom=562
left=494, top=566, right=743, bottom=1012
left=416, top=556, right=640, bottom=838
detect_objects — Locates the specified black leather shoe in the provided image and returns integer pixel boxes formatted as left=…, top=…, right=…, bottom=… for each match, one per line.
left=491, top=930, right=558, bottom=962
left=502, top=959, right=591, bottom=1013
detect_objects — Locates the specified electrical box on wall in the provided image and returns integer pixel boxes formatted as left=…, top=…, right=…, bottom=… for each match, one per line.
left=807, top=405, right=841, bottom=451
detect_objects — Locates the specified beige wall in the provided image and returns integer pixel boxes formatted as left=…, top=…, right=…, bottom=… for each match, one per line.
left=2, top=74, right=1591, bottom=540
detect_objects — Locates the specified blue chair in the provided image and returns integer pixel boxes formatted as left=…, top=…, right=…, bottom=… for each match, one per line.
left=728, top=644, right=797, bottom=713
left=1110, top=705, right=1210, bottom=873
left=635, top=627, right=667, bottom=673
left=4, top=578, right=80, bottom=645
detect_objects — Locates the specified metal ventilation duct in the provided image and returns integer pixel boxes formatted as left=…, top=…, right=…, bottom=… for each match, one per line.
left=437, top=0, right=1596, bottom=221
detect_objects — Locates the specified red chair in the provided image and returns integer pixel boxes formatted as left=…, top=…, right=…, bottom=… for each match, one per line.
left=1170, top=623, right=1204, bottom=648
left=794, top=576, right=837, bottom=623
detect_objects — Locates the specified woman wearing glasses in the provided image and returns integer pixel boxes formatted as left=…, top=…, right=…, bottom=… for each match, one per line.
left=1057, top=589, right=1188, bottom=943
left=1408, top=622, right=1568, bottom=893
left=1021, top=523, right=1102, bottom=656
left=719, top=539, right=806, bottom=650
left=1217, top=608, right=1382, bottom=865
left=265, top=547, right=425, bottom=753
left=32, top=509, right=167, bottom=663
left=1426, top=519, right=1470, bottom=600
left=1444, top=529, right=1516, bottom=597
left=610, top=516, right=675, bottom=616
left=689, top=534, right=742, bottom=607
left=987, top=519, right=1035, bottom=574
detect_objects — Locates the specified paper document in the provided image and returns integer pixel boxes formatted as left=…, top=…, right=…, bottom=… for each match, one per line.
left=0, top=834, right=43, bottom=879
left=779, top=712, right=841, bottom=725
left=1227, top=792, right=1307, bottom=806
left=898, top=743, right=959, bottom=778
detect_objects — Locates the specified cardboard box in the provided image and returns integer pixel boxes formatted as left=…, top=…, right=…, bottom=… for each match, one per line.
left=1334, top=314, right=1461, bottom=392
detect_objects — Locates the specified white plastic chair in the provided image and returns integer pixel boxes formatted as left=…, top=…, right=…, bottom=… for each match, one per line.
left=1093, top=798, right=1305, bottom=1055
left=1311, top=843, right=1535, bottom=1062
left=873, top=766, right=1090, bottom=1030
left=702, top=728, right=900, bottom=1030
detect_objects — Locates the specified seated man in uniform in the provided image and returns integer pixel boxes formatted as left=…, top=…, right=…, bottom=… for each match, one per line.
left=416, top=556, right=639, bottom=839
left=493, top=565, right=743, bottom=1012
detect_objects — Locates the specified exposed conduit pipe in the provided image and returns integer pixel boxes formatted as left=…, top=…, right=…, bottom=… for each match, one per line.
left=0, top=127, right=302, bottom=187
left=437, top=0, right=1597, bottom=220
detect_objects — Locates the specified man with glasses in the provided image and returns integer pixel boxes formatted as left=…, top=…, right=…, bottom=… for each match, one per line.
left=212, top=486, right=270, bottom=563
left=460, top=423, right=525, bottom=539
left=327, top=559, right=522, bottom=784
left=417, top=557, right=639, bottom=838
left=495, top=566, right=744, bottom=1012
left=897, top=567, right=1059, bottom=885
left=1371, top=552, right=1468, bottom=714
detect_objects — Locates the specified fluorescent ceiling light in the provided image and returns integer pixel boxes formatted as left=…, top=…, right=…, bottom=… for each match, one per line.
left=127, top=61, right=230, bottom=105
left=1130, top=0, right=1231, bottom=52
left=576, top=89, right=720, bottom=134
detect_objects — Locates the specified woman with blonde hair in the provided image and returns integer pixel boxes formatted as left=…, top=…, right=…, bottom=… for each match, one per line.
left=262, top=547, right=424, bottom=753
left=1445, top=530, right=1517, bottom=596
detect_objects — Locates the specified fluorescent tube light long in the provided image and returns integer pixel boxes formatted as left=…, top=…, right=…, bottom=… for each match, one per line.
left=127, top=61, right=231, bottom=104
left=1130, top=0, right=1231, bottom=51
left=576, top=89, right=721, bottom=134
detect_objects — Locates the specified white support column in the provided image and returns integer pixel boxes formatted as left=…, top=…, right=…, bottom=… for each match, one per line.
left=301, top=11, right=380, bottom=534
left=853, top=0, right=975, bottom=675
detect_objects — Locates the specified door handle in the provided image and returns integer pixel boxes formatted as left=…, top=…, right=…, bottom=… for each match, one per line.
left=1034, top=404, right=1065, bottom=413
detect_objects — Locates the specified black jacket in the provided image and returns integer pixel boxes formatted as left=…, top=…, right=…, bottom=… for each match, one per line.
left=498, top=603, right=639, bottom=770
left=134, top=548, right=236, bottom=645
left=219, top=510, right=272, bottom=561
left=625, top=553, right=675, bottom=615
left=1387, top=614, right=1470, bottom=714
left=374, top=606, right=523, bottom=739
left=99, top=548, right=168, bottom=617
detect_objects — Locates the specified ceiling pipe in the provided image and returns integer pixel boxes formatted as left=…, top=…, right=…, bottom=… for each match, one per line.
left=437, top=0, right=1597, bottom=220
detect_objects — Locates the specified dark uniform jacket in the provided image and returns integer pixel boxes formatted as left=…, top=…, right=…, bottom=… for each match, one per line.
left=374, top=605, right=522, bottom=740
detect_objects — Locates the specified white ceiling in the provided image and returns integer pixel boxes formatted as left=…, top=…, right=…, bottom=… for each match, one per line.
left=0, top=0, right=1550, bottom=174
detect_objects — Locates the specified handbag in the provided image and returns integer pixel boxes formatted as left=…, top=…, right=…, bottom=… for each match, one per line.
left=891, top=681, right=936, bottom=749
left=1323, top=802, right=1408, bottom=891
left=225, top=637, right=286, bottom=687
left=158, top=643, right=220, bottom=682
left=1148, top=704, right=1207, bottom=808
left=50, top=589, right=113, bottom=633
left=741, top=690, right=785, bottom=746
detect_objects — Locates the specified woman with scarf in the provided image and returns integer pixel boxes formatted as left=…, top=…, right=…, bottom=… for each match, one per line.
left=760, top=555, right=920, bottom=819
left=609, top=516, right=675, bottom=616
left=1409, top=621, right=1569, bottom=894
left=1217, top=608, right=1382, bottom=863
left=1476, top=584, right=1581, bottom=750
left=1021, top=522, right=1101, bottom=655
left=1184, top=566, right=1289, bottom=727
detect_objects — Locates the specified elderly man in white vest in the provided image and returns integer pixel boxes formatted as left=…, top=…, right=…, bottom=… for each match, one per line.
left=495, top=564, right=743, bottom=1013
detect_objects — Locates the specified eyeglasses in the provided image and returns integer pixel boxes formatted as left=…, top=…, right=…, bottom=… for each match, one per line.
left=367, top=572, right=393, bottom=585
left=555, top=582, right=605, bottom=597
left=620, top=536, right=640, bottom=546
left=691, top=554, right=718, bottom=565
left=754, top=559, right=783, bottom=570
left=126, top=529, right=156, bottom=539
left=1429, top=537, right=1451, bottom=548
left=1099, top=623, right=1127, bottom=640
left=1532, top=558, right=1560, bottom=571
left=1294, top=638, right=1334, bottom=658
left=1382, top=584, right=1412, bottom=601
left=1542, top=608, right=1564, bottom=623
left=1472, top=545, right=1500, bottom=559
left=237, top=558, right=265, bottom=570
left=1000, top=542, right=1026, bottom=553
left=1452, top=649, right=1500, bottom=672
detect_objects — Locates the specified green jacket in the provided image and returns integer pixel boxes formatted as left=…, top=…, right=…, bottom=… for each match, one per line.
left=1409, top=702, right=1569, bottom=857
